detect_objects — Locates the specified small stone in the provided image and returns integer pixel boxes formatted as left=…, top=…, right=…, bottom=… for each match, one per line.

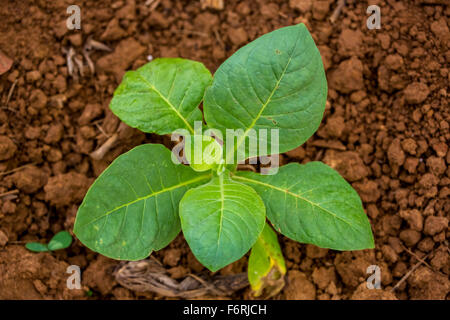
left=44, top=172, right=91, bottom=207
left=289, top=0, right=312, bottom=12
left=353, top=180, right=380, bottom=203
left=312, top=267, right=336, bottom=290
left=404, top=157, right=419, bottom=174
left=323, top=150, right=368, bottom=182
left=329, top=57, right=364, bottom=94
left=78, top=103, right=104, bottom=125
left=312, top=0, right=330, bottom=20
left=401, top=138, right=417, bottom=155
left=431, top=141, right=448, bottom=158
left=11, top=165, right=48, bottom=194
left=417, top=237, right=434, bottom=252
left=285, top=146, right=305, bottom=159
left=284, top=270, right=316, bottom=299
left=163, top=248, right=182, bottom=267
left=404, top=82, right=430, bottom=104
left=399, top=229, right=421, bottom=247
left=387, top=138, right=405, bottom=166
left=385, top=54, right=404, bottom=71
left=101, top=19, right=127, bottom=41
left=423, top=216, right=448, bottom=236
left=0, top=50, right=13, bottom=75
left=338, top=29, right=363, bottom=57
left=228, top=27, right=248, bottom=46
left=381, top=245, right=398, bottom=263
left=430, top=18, right=450, bottom=44
left=24, top=127, right=41, bottom=140
left=399, top=209, right=423, bottom=231
left=96, top=38, right=146, bottom=82
left=26, top=70, right=41, bottom=82
left=325, top=116, right=345, bottom=138
left=351, top=283, right=397, bottom=300
left=419, top=173, right=438, bottom=189
left=30, top=89, right=48, bottom=109
left=0, top=135, right=17, bottom=160
left=426, top=156, right=446, bottom=176
left=68, top=33, right=83, bottom=47
left=430, top=248, right=448, bottom=270
left=44, top=124, right=64, bottom=144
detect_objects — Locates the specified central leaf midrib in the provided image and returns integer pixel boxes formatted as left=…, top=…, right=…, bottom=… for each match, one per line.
left=137, top=72, right=195, bottom=134
left=232, top=175, right=355, bottom=228
left=80, top=174, right=210, bottom=228
left=226, top=38, right=299, bottom=163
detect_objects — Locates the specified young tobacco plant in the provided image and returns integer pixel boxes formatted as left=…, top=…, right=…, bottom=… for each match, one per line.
left=26, top=231, right=73, bottom=253
left=74, top=24, right=374, bottom=295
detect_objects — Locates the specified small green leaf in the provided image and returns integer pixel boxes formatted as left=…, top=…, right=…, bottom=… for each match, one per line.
left=180, top=173, right=266, bottom=272
left=25, top=242, right=49, bottom=252
left=248, top=223, right=286, bottom=298
left=204, top=24, right=327, bottom=163
left=48, top=231, right=72, bottom=251
left=184, top=135, right=223, bottom=172
left=110, top=58, right=212, bottom=135
left=74, top=144, right=211, bottom=260
left=234, top=162, right=374, bottom=251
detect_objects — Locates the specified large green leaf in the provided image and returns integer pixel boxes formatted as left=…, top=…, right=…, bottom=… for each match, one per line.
left=233, top=162, right=374, bottom=250
left=74, top=144, right=211, bottom=260
left=248, top=223, right=286, bottom=298
left=179, top=173, right=266, bottom=271
left=204, top=24, right=327, bottom=163
left=110, top=58, right=212, bottom=135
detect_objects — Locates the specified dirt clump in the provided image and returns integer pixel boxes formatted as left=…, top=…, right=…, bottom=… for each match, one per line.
left=0, top=135, right=17, bottom=160
left=407, top=266, right=449, bottom=300
left=0, top=246, right=85, bottom=299
left=44, top=172, right=92, bottom=207
left=351, top=283, right=397, bottom=300
left=10, top=165, right=48, bottom=194
left=0, top=0, right=448, bottom=300
left=329, top=57, right=364, bottom=94
left=284, top=270, right=316, bottom=300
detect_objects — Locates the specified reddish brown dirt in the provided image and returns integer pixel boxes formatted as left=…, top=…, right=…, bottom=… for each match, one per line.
left=0, top=0, right=448, bottom=300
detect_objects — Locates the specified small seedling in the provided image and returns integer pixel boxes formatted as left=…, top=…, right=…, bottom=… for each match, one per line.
left=74, top=24, right=374, bottom=297
left=26, top=231, right=73, bottom=252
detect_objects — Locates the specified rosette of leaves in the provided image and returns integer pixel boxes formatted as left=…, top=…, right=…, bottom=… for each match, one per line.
left=74, top=24, right=374, bottom=296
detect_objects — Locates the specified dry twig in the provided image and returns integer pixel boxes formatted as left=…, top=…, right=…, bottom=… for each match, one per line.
left=5, top=79, right=17, bottom=107
left=402, top=245, right=447, bottom=277
left=330, top=0, right=346, bottom=23
left=115, top=258, right=248, bottom=298
left=90, top=122, right=127, bottom=160
left=0, top=189, right=18, bottom=198
left=0, top=163, right=35, bottom=177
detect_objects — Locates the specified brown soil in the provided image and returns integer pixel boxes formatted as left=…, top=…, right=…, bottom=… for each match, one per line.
left=0, top=0, right=449, bottom=300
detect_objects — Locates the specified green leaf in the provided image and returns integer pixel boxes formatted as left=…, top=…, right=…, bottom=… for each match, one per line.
left=110, top=58, right=212, bottom=135
left=74, top=144, right=211, bottom=260
left=204, top=24, right=327, bottom=163
left=184, top=135, right=223, bottom=172
left=248, top=223, right=286, bottom=298
left=233, top=162, right=374, bottom=251
left=25, top=242, right=49, bottom=252
left=48, top=231, right=72, bottom=251
left=179, top=173, right=266, bottom=272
